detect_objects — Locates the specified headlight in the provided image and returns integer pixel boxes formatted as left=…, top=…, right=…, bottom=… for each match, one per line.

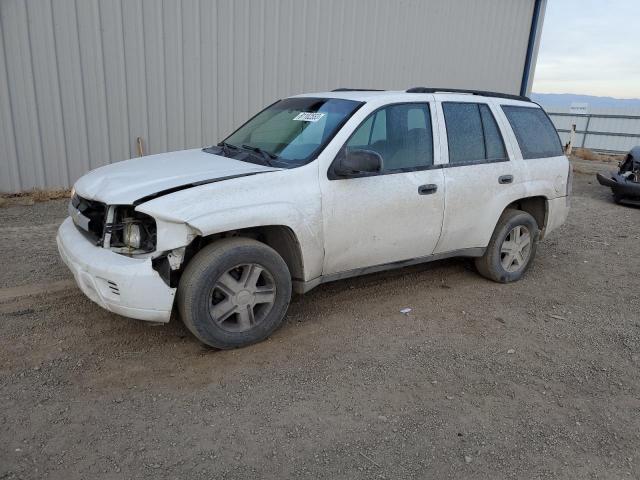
left=123, top=222, right=143, bottom=249
left=108, top=206, right=157, bottom=253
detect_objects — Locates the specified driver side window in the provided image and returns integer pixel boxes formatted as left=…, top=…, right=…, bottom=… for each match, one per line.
left=345, top=103, right=433, bottom=172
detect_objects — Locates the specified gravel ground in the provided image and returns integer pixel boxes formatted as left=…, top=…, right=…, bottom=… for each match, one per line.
left=0, top=200, right=69, bottom=289
left=1, top=170, right=639, bottom=479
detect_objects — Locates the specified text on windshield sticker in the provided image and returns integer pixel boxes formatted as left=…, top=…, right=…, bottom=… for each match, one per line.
left=293, top=112, right=326, bottom=122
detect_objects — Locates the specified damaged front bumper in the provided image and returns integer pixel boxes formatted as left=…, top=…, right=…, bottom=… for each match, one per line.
left=57, top=217, right=175, bottom=322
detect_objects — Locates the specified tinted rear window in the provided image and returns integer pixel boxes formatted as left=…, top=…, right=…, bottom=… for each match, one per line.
left=501, top=105, right=563, bottom=159
left=443, top=102, right=507, bottom=164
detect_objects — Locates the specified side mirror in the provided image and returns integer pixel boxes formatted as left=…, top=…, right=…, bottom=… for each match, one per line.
left=333, top=149, right=384, bottom=177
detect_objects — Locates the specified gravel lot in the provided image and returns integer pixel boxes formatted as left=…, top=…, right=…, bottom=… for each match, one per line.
left=1, top=169, right=639, bottom=479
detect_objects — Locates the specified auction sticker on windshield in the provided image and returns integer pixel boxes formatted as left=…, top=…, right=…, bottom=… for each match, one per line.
left=293, top=112, right=326, bottom=122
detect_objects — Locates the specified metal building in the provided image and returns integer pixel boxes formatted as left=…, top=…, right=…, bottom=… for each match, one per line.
left=0, top=0, right=546, bottom=193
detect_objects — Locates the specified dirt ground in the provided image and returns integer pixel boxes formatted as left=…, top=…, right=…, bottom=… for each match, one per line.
left=1, top=168, right=639, bottom=480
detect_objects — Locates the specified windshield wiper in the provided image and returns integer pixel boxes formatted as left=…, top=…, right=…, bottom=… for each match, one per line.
left=241, top=144, right=278, bottom=166
left=208, top=141, right=278, bottom=167
left=218, top=141, right=241, bottom=156
left=203, top=141, right=240, bottom=157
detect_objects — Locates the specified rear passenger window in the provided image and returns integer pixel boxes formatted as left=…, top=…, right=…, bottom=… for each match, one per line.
left=443, top=102, right=507, bottom=164
left=345, top=103, right=433, bottom=172
left=502, top=105, right=563, bottom=159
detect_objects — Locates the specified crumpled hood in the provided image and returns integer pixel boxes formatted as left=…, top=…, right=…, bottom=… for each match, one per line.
left=73, top=148, right=277, bottom=205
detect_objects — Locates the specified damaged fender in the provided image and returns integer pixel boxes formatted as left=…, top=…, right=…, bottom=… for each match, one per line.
left=136, top=165, right=324, bottom=281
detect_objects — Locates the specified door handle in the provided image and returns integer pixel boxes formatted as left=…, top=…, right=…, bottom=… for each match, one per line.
left=498, top=175, right=513, bottom=184
left=418, top=184, right=438, bottom=195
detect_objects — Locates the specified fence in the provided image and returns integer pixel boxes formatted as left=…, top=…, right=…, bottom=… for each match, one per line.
left=546, top=111, right=640, bottom=154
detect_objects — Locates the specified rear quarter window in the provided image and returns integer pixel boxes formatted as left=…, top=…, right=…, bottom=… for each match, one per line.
left=501, top=105, right=563, bottom=159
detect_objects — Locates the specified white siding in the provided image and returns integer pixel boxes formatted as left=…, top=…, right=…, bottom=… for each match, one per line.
left=0, top=0, right=539, bottom=192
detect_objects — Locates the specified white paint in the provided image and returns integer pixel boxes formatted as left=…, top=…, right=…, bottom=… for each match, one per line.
left=57, top=217, right=175, bottom=322
left=73, top=148, right=277, bottom=205
left=318, top=93, right=446, bottom=274
left=58, top=90, right=570, bottom=323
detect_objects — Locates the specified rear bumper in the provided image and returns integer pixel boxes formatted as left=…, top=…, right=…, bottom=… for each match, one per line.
left=57, top=217, right=175, bottom=322
left=596, top=172, right=640, bottom=198
left=543, top=196, right=570, bottom=238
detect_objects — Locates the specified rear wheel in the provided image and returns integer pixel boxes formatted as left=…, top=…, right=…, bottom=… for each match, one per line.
left=177, top=238, right=292, bottom=349
left=475, top=209, right=539, bottom=283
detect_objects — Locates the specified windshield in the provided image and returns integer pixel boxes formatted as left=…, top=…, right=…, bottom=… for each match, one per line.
left=216, top=97, right=362, bottom=167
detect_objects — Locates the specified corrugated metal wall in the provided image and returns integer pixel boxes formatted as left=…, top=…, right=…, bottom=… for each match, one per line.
left=546, top=107, right=640, bottom=153
left=0, top=0, right=537, bottom=193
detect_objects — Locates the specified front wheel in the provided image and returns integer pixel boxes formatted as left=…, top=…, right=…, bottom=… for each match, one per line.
left=177, top=238, right=292, bottom=349
left=475, top=209, right=539, bottom=283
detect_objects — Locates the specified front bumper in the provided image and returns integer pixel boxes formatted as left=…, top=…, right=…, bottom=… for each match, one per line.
left=57, top=217, right=175, bottom=322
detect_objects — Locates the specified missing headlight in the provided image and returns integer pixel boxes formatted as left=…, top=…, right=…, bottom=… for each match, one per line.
left=106, top=206, right=157, bottom=254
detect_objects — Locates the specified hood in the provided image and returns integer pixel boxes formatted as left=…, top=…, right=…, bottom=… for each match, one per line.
left=73, top=148, right=278, bottom=205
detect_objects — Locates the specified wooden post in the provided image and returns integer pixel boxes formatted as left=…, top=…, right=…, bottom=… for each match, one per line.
left=136, top=137, right=145, bottom=157
left=566, top=124, right=576, bottom=155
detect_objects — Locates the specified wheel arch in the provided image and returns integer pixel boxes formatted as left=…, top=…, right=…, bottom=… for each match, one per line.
left=504, top=196, right=549, bottom=238
left=194, top=225, right=305, bottom=282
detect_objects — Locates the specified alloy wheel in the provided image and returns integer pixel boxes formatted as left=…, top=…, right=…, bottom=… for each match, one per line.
left=500, top=225, right=532, bottom=273
left=209, top=263, right=276, bottom=332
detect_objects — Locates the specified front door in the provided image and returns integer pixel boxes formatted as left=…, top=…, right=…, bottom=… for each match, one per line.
left=320, top=102, right=445, bottom=275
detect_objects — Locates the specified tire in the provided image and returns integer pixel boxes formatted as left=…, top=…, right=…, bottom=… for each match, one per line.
left=177, top=237, right=292, bottom=349
left=474, top=209, right=539, bottom=283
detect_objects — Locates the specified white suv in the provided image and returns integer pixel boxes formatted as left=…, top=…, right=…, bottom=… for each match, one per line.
left=58, top=88, right=571, bottom=349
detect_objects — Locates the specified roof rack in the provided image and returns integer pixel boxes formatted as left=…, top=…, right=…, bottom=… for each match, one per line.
left=331, top=88, right=385, bottom=92
left=405, top=87, right=530, bottom=102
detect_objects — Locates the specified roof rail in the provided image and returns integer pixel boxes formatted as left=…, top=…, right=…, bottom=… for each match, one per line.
left=331, top=88, right=385, bottom=92
left=406, top=87, right=530, bottom=102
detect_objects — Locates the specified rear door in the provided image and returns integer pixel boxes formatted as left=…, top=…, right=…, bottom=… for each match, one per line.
left=434, top=97, right=526, bottom=254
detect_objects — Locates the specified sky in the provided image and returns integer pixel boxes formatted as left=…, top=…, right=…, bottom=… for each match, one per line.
left=533, top=0, right=640, bottom=98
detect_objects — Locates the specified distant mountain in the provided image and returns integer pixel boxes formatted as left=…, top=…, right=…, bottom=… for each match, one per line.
left=531, top=92, right=640, bottom=109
